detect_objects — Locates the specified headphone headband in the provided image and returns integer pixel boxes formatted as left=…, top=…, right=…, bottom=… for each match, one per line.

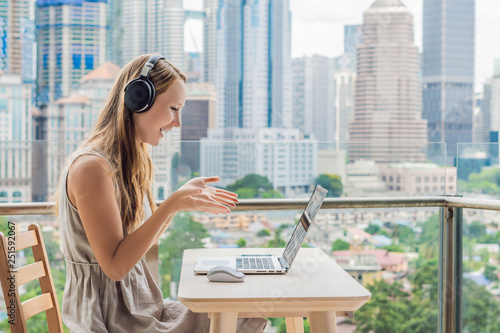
left=124, top=54, right=165, bottom=113
left=139, top=54, right=165, bottom=78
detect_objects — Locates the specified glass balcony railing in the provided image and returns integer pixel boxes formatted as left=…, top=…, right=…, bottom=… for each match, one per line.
left=0, top=140, right=499, bottom=332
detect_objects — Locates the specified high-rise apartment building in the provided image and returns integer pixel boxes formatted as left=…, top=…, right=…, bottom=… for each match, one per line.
left=202, top=0, right=218, bottom=83
left=482, top=70, right=500, bottom=143
left=121, top=0, right=185, bottom=69
left=215, top=0, right=291, bottom=130
left=45, top=62, right=120, bottom=195
left=334, top=58, right=356, bottom=147
left=292, top=55, right=335, bottom=143
left=106, top=0, right=121, bottom=65
left=422, top=0, right=475, bottom=163
left=349, top=0, right=427, bottom=163
left=344, top=24, right=362, bottom=61
left=0, top=0, right=35, bottom=83
left=200, top=0, right=316, bottom=196
left=180, top=83, right=216, bottom=173
left=201, top=128, right=318, bottom=195
left=35, top=0, right=107, bottom=104
left=0, top=72, right=33, bottom=203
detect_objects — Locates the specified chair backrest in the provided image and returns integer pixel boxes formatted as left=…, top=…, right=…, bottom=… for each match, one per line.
left=0, top=223, right=63, bottom=332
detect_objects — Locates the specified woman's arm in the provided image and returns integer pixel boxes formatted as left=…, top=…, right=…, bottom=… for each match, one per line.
left=68, top=155, right=232, bottom=281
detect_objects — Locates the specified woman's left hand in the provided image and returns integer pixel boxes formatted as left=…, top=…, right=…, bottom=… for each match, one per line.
left=177, top=176, right=239, bottom=209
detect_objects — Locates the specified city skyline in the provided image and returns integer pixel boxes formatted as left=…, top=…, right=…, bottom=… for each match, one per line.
left=184, top=0, right=500, bottom=91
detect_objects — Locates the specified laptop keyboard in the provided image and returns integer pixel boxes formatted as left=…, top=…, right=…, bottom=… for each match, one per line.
left=236, top=257, right=275, bottom=270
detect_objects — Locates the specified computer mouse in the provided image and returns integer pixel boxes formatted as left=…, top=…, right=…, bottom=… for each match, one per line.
left=207, top=265, right=245, bottom=283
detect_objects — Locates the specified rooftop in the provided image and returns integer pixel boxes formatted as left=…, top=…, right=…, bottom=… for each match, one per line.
left=371, top=0, right=405, bottom=8
left=81, top=62, right=121, bottom=82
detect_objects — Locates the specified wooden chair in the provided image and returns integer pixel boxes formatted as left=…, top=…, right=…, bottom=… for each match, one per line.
left=0, top=224, right=63, bottom=332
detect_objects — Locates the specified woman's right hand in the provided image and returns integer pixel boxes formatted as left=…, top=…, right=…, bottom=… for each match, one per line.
left=167, top=177, right=236, bottom=214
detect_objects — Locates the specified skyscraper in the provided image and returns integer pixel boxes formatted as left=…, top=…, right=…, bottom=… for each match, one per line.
left=180, top=83, right=216, bottom=173
left=482, top=70, right=500, bottom=143
left=201, top=0, right=316, bottom=195
left=344, top=24, right=362, bottom=57
left=349, top=0, right=427, bottom=163
left=35, top=0, right=107, bottom=104
left=0, top=0, right=36, bottom=83
left=215, top=0, right=292, bottom=130
left=203, top=0, right=218, bottom=83
left=334, top=56, right=356, bottom=147
left=422, top=0, right=475, bottom=164
left=121, top=0, right=185, bottom=69
left=45, top=62, right=120, bottom=195
left=292, top=55, right=336, bottom=143
left=0, top=72, right=33, bottom=203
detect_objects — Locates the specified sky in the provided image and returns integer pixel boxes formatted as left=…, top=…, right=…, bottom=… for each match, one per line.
left=184, top=0, right=500, bottom=93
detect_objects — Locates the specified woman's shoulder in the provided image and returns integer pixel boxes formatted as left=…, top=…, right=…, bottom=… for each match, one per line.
left=68, top=154, right=114, bottom=187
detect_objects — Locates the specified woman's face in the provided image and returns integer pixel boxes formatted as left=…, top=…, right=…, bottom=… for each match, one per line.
left=133, top=78, right=186, bottom=146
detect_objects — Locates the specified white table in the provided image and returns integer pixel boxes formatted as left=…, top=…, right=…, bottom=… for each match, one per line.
left=177, top=248, right=371, bottom=333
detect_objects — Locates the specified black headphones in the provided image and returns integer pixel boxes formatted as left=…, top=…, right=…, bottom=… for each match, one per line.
left=124, top=54, right=165, bottom=113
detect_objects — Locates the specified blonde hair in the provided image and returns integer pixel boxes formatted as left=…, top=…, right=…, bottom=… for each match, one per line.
left=53, top=54, right=186, bottom=234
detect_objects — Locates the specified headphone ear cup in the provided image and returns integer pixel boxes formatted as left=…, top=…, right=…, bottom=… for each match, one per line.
left=124, top=78, right=154, bottom=112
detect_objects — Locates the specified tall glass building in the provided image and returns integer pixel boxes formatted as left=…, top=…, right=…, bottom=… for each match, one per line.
left=35, top=0, right=108, bottom=104
left=215, top=0, right=291, bottom=130
left=120, top=0, right=185, bottom=69
left=422, top=0, right=475, bottom=164
left=0, top=0, right=36, bottom=83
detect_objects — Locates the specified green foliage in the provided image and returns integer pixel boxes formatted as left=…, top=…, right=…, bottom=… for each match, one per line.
left=0, top=216, right=8, bottom=234
left=354, top=279, right=437, bottom=333
left=464, top=220, right=486, bottom=239
left=315, top=174, right=343, bottom=197
left=0, top=229, right=70, bottom=332
left=409, top=258, right=439, bottom=302
left=227, top=174, right=268, bottom=196
left=267, top=227, right=287, bottom=248
left=397, top=226, right=415, bottom=247
left=235, top=188, right=256, bottom=199
left=226, top=174, right=284, bottom=199
left=159, top=213, right=209, bottom=298
left=261, top=189, right=285, bottom=198
left=381, top=244, right=405, bottom=252
left=236, top=237, right=247, bottom=248
left=484, top=264, right=499, bottom=282
left=416, top=214, right=439, bottom=259
left=462, top=279, right=500, bottom=332
left=331, top=239, right=350, bottom=252
left=277, top=318, right=310, bottom=333
left=364, top=224, right=380, bottom=235
left=257, top=229, right=271, bottom=237
left=460, top=167, right=500, bottom=194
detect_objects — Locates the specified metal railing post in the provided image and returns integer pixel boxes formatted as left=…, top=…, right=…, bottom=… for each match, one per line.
left=439, top=205, right=463, bottom=333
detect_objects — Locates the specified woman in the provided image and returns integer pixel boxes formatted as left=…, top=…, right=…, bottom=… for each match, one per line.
left=53, top=54, right=267, bottom=332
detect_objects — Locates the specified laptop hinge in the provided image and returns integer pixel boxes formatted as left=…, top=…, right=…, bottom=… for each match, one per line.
left=278, top=257, right=289, bottom=271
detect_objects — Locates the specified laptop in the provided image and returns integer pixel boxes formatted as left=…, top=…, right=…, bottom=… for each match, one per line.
left=194, top=185, right=328, bottom=274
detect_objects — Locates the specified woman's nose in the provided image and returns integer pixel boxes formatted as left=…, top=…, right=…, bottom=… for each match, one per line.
left=172, top=113, right=181, bottom=127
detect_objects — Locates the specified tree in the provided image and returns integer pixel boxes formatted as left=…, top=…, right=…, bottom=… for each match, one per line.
left=354, top=279, right=437, bottom=333
left=331, top=239, right=350, bottom=252
left=460, top=167, right=500, bottom=194
left=365, top=224, right=380, bottom=235
left=267, top=225, right=287, bottom=248
left=257, top=229, right=271, bottom=237
left=226, top=174, right=284, bottom=199
left=462, top=279, right=500, bottom=332
left=236, top=237, right=247, bottom=248
left=159, top=213, right=209, bottom=298
left=315, top=174, right=343, bottom=197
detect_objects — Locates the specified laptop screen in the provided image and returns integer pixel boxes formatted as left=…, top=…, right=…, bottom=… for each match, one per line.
left=282, top=185, right=328, bottom=268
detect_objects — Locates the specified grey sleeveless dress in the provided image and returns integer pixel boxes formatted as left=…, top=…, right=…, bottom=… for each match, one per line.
left=58, top=147, right=267, bottom=332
